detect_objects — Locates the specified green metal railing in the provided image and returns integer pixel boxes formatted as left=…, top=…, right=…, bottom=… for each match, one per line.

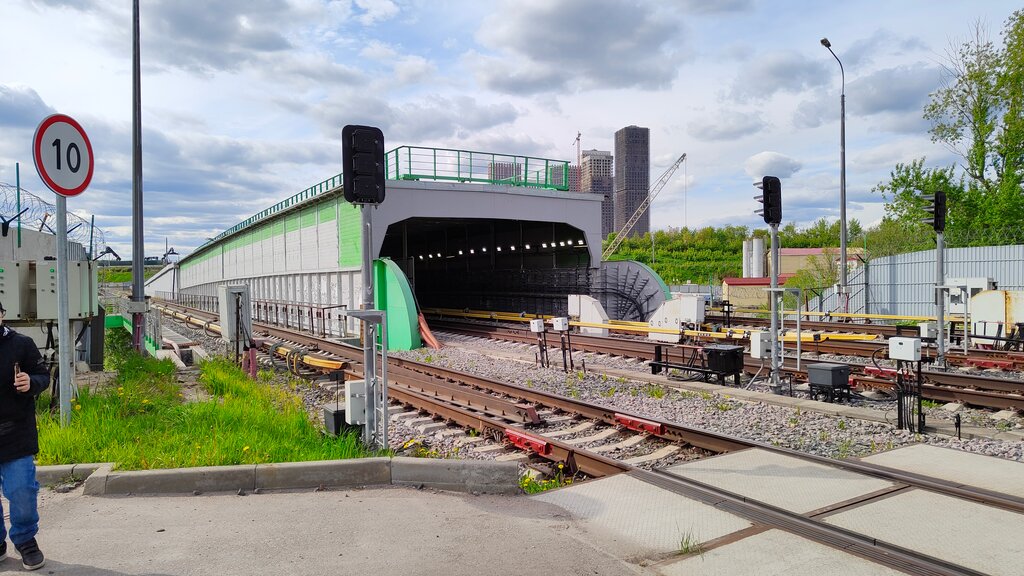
left=190, top=146, right=570, bottom=259
left=385, top=146, right=570, bottom=191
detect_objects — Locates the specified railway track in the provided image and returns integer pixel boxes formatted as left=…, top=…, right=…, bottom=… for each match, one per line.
left=427, top=319, right=1024, bottom=411
left=152, top=300, right=1024, bottom=575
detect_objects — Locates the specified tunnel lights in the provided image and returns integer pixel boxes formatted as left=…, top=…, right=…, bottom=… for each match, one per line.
left=559, top=241, right=565, bottom=247
left=458, top=250, right=464, bottom=255
left=428, top=254, right=433, bottom=259
left=482, top=247, right=487, bottom=252
left=577, top=239, right=584, bottom=245
left=496, top=246, right=501, bottom=252
left=418, top=255, right=424, bottom=260
left=436, top=252, right=441, bottom=258
left=470, top=249, right=475, bottom=254
left=541, top=243, right=548, bottom=248
left=510, top=245, right=516, bottom=251
left=524, top=244, right=531, bottom=249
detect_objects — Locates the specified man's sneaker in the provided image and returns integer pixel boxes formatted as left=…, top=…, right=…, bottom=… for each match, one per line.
left=0, top=540, right=7, bottom=561
left=15, top=538, right=44, bottom=571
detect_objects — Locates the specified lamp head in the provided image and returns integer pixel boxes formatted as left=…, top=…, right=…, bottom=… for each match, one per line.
left=820, top=38, right=831, bottom=48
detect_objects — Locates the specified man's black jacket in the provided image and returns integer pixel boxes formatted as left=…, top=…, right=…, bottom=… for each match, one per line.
left=0, top=327, right=50, bottom=463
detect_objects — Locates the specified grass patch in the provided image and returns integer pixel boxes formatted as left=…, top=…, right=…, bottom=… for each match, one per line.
left=677, top=529, right=704, bottom=556
left=37, top=330, right=375, bottom=470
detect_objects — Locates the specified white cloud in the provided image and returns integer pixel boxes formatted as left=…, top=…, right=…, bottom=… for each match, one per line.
left=744, top=152, right=802, bottom=180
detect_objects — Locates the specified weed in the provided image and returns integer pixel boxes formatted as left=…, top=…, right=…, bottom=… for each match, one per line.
left=819, top=430, right=831, bottom=442
left=643, top=383, right=667, bottom=399
left=467, top=428, right=480, bottom=438
left=836, top=439, right=854, bottom=459
left=837, top=419, right=847, bottom=431
left=525, top=379, right=534, bottom=388
left=678, top=390, right=697, bottom=400
left=616, top=376, right=627, bottom=385
left=423, top=355, right=434, bottom=364
left=699, top=391, right=713, bottom=402
left=995, top=420, right=1013, bottom=432
left=601, top=387, right=617, bottom=398
left=677, top=530, right=704, bottom=556
left=519, top=462, right=574, bottom=494
left=714, top=402, right=733, bottom=412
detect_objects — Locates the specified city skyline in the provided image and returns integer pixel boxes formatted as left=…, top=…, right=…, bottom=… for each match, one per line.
left=0, top=1, right=1020, bottom=258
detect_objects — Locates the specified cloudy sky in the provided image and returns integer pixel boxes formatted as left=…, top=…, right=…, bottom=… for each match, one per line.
left=0, top=0, right=1019, bottom=258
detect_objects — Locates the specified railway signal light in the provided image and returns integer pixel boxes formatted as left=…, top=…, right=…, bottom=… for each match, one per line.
left=753, top=176, right=782, bottom=225
left=921, top=190, right=946, bottom=232
left=341, top=124, right=386, bottom=204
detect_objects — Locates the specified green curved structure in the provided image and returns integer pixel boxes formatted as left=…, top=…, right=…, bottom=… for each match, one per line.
left=374, top=258, right=422, bottom=351
left=629, top=260, right=672, bottom=299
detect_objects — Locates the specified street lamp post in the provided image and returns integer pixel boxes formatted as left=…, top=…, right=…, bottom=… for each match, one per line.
left=821, top=37, right=847, bottom=297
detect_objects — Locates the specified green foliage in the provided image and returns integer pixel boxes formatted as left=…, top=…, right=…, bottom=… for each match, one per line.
left=874, top=11, right=1024, bottom=247
left=97, top=266, right=160, bottom=284
left=677, top=530, right=704, bottom=556
left=37, top=353, right=373, bottom=469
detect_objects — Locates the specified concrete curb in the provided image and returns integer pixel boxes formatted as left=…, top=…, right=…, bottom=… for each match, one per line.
left=37, top=457, right=521, bottom=496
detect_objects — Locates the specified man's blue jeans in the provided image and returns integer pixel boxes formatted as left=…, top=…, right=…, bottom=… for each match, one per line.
left=0, top=455, right=39, bottom=546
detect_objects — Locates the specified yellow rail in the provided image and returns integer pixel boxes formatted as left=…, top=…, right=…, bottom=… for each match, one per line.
left=154, top=304, right=348, bottom=372
left=428, top=307, right=880, bottom=342
left=710, top=307, right=960, bottom=323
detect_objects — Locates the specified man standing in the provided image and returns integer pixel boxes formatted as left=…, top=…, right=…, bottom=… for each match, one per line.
left=0, top=303, right=50, bottom=571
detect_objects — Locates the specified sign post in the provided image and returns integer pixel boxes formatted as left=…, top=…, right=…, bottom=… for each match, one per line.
left=32, top=114, right=94, bottom=426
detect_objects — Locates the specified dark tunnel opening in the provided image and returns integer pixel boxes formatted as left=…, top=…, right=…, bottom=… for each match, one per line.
left=379, top=218, right=592, bottom=316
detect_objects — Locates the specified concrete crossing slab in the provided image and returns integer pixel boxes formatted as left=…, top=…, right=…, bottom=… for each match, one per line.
left=665, top=448, right=895, bottom=514
left=861, top=444, right=1024, bottom=498
left=657, top=529, right=904, bottom=576
left=533, top=474, right=751, bottom=559
left=824, top=489, right=1024, bottom=575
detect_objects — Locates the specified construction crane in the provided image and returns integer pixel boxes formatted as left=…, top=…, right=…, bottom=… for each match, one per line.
left=602, top=153, right=687, bottom=261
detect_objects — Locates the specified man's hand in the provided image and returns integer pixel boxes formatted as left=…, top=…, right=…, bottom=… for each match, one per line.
left=14, top=371, right=31, bottom=393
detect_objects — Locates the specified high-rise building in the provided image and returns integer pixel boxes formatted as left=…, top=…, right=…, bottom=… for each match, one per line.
left=582, top=149, right=614, bottom=238
left=548, top=164, right=581, bottom=192
left=488, top=161, right=522, bottom=185
left=613, top=126, right=650, bottom=237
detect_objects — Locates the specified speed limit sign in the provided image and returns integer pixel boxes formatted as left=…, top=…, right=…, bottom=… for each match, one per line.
left=33, top=114, right=94, bottom=197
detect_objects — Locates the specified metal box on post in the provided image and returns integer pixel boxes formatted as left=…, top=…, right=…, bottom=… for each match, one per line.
left=889, top=337, right=922, bottom=361
left=344, top=379, right=367, bottom=425
left=748, top=331, right=771, bottom=359
left=0, top=261, right=32, bottom=319
left=529, top=318, right=545, bottom=333
left=551, top=317, right=569, bottom=331
left=217, top=284, right=252, bottom=344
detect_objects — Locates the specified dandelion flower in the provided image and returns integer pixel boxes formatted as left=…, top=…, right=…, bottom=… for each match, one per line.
left=243, top=446, right=250, bottom=452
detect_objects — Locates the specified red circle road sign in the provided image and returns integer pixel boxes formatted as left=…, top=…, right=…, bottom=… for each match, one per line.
left=33, top=114, right=94, bottom=197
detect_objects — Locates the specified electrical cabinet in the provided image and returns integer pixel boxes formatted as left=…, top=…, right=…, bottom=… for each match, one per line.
left=35, top=262, right=58, bottom=320
left=217, top=284, right=252, bottom=343
left=529, top=318, right=545, bottom=333
left=0, top=261, right=32, bottom=319
left=889, top=337, right=922, bottom=361
left=344, top=379, right=366, bottom=425
left=551, top=317, right=569, bottom=331
left=749, top=331, right=770, bottom=359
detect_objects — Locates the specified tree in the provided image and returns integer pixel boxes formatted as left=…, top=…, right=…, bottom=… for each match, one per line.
left=877, top=11, right=1024, bottom=243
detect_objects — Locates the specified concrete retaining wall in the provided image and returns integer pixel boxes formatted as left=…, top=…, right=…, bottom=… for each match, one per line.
left=37, top=457, right=520, bottom=496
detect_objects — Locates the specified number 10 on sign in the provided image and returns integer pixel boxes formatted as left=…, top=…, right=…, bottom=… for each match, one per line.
left=33, top=114, right=94, bottom=198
